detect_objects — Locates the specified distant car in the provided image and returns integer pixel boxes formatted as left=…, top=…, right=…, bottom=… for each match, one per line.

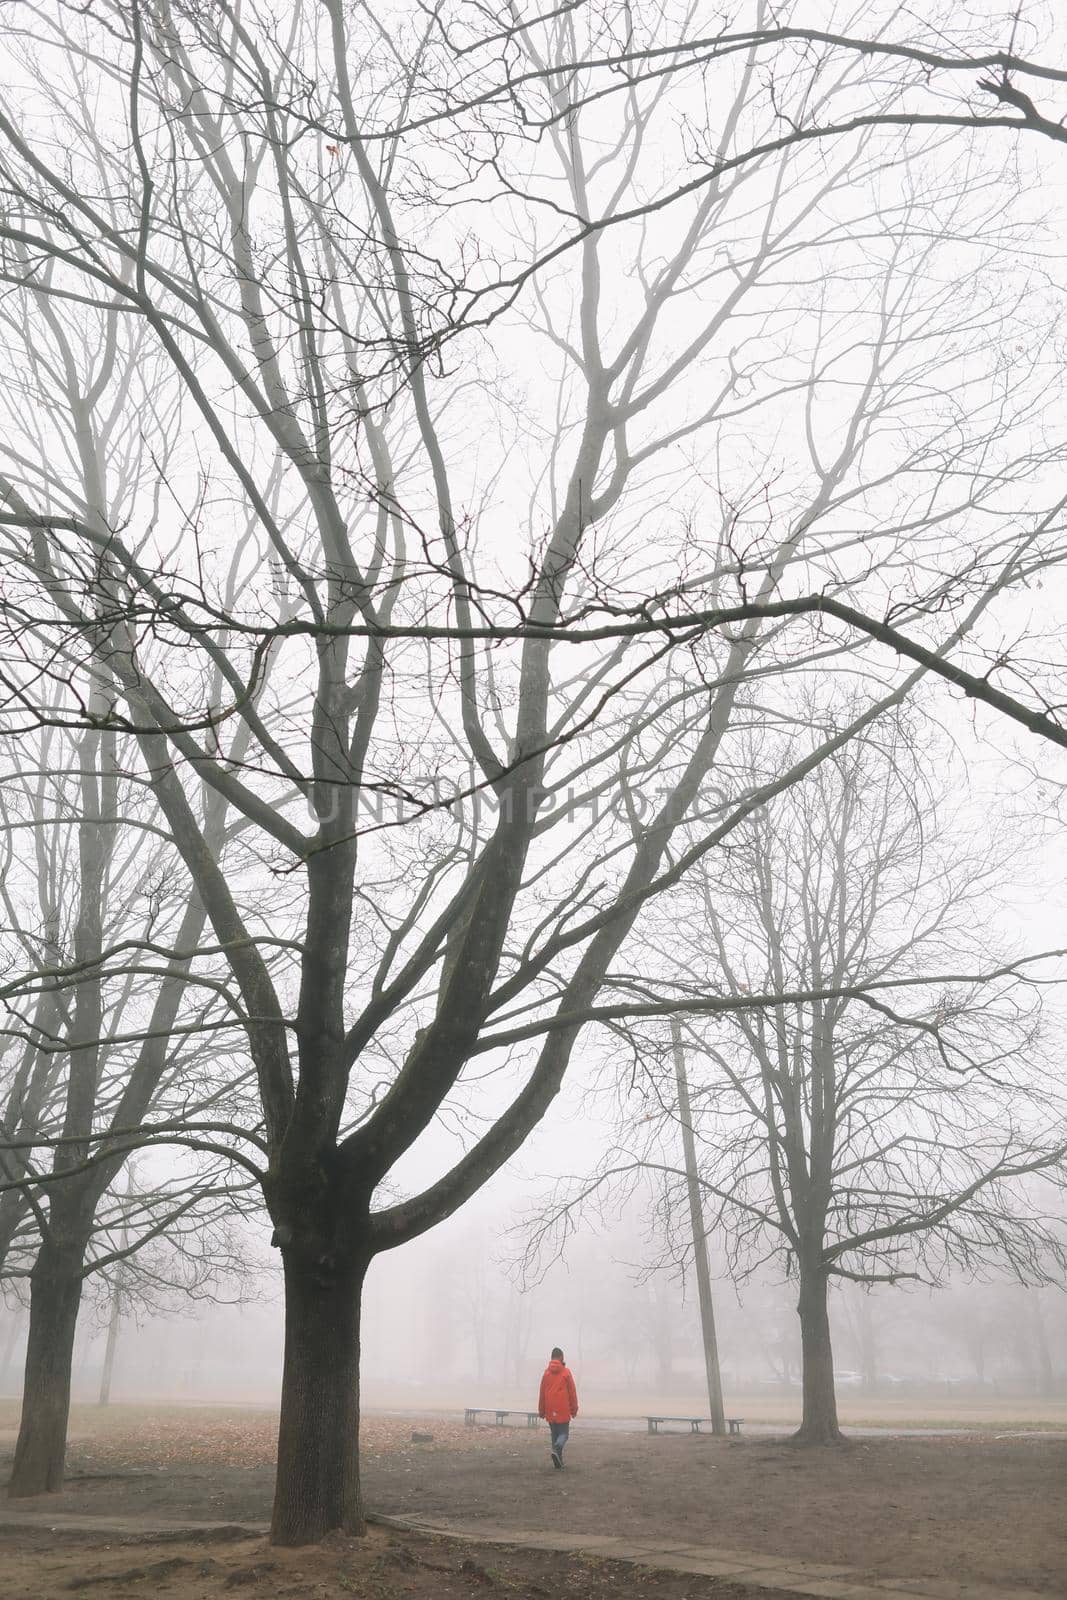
left=833, top=1370, right=865, bottom=1387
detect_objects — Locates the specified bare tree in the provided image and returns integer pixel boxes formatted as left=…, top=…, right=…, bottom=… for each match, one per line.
left=0, top=711, right=263, bottom=1493
left=0, top=222, right=279, bottom=1493
left=0, top=0, right=1063, bottom=1544
left=535, top=715, right=1066, bottom=1442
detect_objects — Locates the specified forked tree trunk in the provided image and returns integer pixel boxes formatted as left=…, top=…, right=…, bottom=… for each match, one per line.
left=271, top=1250, right=368, bottom=1545
left=8, top=1239, right=85, bottom=1495
left=794, top=1263, right=843, bottom=1445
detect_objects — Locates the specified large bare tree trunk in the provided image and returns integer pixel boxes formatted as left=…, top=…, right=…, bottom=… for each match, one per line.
left=794, top=1263, right=842, bottom=1445
left=270, top=1249, right=368, bottom=1545
left=8, top=1238, right=85, bottom=1495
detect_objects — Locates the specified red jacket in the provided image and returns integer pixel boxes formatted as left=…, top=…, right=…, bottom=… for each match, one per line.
left=538, top=1359, right=578, bottom=1423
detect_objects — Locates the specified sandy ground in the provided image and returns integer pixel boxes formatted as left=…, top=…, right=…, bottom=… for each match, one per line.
left=0, top=1402, right=1064, bottom=1594
left=0, top=1524, right=790, bottom=1600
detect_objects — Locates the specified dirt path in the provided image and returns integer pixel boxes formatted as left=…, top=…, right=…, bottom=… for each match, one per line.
left=0, top=1521, right=814, bottom=1600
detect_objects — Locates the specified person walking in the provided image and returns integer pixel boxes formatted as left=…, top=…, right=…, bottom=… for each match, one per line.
left=537, top=1346, right=578, bottom=1469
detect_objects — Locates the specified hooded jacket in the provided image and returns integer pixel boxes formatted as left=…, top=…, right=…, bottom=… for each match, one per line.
left=538, top=1358, right=579, bottom=1423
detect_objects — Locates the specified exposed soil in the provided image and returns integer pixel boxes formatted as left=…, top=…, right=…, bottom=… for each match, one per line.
left=0, top=1524, right=800, bottom=1600
left=0, top=1402, right=1064, bottom=1594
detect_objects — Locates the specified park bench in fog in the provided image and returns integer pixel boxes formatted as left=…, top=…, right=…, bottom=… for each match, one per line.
left=464, top=1406, right=541, bottom=1427
left=646, top=1414, right=745, bottom=1435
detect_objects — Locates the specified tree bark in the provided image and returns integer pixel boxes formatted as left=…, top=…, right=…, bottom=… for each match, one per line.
left=8, top=1239, right=86, bottom=1495
left=270, top=1249, right=368, bottom=1545
left=793, top=1263, right=843, bottom=1444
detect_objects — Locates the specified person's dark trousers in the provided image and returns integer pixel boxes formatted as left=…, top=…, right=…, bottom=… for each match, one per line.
left=549, top=1421, right=570, bottom=1461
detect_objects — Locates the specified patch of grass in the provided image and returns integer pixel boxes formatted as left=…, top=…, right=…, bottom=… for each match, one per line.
left=750, top=1412, right=1066, bottom=1432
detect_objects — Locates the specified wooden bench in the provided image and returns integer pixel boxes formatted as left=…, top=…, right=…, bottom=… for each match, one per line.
left=645, top=1414, right=706, bottom=1434
left=464, top=1407, right=540, bottom=1428
left=644, top=1415, right=745, bottom=1435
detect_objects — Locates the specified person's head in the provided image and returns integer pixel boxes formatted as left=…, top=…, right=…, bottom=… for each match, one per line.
left=551, top=1346, right=564, bottom=1362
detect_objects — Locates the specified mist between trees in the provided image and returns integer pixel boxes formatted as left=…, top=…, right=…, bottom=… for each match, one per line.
left=0, top=0, right=1066, bottom=1553
left=520, top=710, right=1067, bottom=1441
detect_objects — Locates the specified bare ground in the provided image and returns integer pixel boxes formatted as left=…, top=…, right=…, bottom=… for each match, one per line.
left=365, top=1422, right=1067, bottom=1593
left=0, top=1524, right=797, bottom=1600
left=0, top=1403, right=1064, bottom=1596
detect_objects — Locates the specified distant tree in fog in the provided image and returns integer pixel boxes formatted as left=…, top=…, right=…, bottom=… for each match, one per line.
left=531, top=715, right=1067, bottom=1442
left=928, top=1279, right=1064, bottom=1395
left=0, top=255, right=275, bottom=1486
left=0, top=713, right=260, bottom=1490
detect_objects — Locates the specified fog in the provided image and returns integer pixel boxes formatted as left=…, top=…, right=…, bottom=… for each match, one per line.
left=5, top=1181, right=1062, bottom=1416
left=1, top=6, right=1067, bottom=1579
